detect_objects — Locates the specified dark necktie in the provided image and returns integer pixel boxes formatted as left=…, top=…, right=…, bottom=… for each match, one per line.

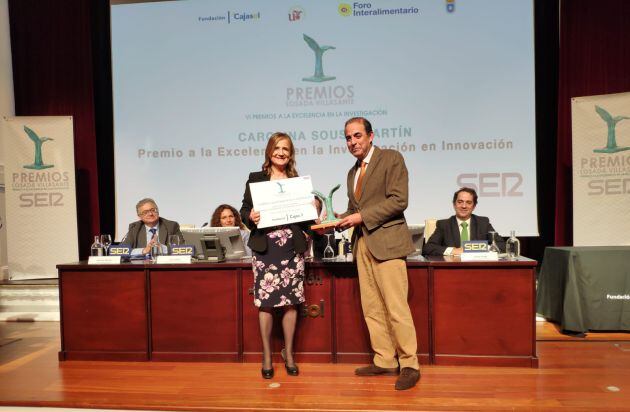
left=149, top=227, right=157, bottom=242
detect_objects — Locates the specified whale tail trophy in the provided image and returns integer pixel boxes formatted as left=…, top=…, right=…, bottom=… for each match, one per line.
left=593, top=105, right=630, bottom=153
left=302, top=34, right=336, bottom=82
left=23, top=126, right=54, bottom=169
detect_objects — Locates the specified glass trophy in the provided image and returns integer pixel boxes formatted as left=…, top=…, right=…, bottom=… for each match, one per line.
left=311, top=184, right=341, bottom=230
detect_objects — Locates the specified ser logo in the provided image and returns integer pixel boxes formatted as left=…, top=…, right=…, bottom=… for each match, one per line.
left=109, top=246, right=131, bottom=256
left=19, top=192, right=63, bottom=207
left=463, top=241, right=488, bottom=252
left=171, top=246, right=194, bottom=255
left=457, top=172, right=523, bottom=197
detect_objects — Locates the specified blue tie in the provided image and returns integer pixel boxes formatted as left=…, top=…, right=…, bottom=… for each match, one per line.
left=149, top=227, right=157, bottom=242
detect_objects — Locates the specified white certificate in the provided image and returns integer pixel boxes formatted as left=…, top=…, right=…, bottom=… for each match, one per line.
left=250, top=176, right=318, bottom=229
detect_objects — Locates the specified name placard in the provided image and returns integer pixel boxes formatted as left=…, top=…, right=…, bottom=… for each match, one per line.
left=460, top=241, right=498, bottom=261
left=156, top=255, right=192, bottom=264
left=88, top=256, right=122, bottom=265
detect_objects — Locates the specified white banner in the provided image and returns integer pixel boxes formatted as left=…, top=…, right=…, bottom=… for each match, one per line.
left=571, top=92, right=630, bottom=246
left=2, top=117, right=79, bottom=279
left=0, top=164, right=6, bottom=277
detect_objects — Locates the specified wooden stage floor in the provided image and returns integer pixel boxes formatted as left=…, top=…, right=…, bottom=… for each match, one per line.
left=0, top=321, right=629, bottom=411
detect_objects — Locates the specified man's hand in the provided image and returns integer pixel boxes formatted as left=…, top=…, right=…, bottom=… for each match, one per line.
left=337, top=212, right=362, bottom=230
left=142, top=234, right=158, bottom=254
left=451, top=247, right=463, bottom=256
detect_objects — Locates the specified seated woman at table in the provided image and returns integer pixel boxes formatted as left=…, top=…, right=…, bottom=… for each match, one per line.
left=208, top=204, right=252, bottom=256
left=240, top=132, right=312, bottom=379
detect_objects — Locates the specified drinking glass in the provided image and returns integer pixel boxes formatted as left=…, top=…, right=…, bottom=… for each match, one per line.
left=100, top=234, right=112, bottom=256
left=167, top=234, right=182, bottom=254
left=487, top=231, right=500, bottom=253
left=323, top=233, right=335, bottom=260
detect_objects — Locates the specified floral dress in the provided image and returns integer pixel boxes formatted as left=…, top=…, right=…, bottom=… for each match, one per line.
left=252, top=227, right=305, bottom=308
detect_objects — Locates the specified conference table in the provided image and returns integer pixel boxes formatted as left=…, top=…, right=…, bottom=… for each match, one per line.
left=536, top=246, right=630, bottom=333
left=57, top=256, right=538, bottom=367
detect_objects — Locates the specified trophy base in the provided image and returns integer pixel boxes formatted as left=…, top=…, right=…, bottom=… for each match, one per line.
left=311, top=220, right=339, bottom=230
left=594, top=146, right=630, bottom=153
left=23, top=164, right=54, bottom=170
left=302, top=76, right=336, bottom=82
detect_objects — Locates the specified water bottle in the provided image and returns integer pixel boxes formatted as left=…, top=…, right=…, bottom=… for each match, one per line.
left=337, top=237, right=346, bottom=258
left=150, top=241, right=163, bottom=262
left=90, top=236, right=104, bottom=256
left=344, top=241, right=353, bottom=262
left=506, top=230, right=520, bottom=260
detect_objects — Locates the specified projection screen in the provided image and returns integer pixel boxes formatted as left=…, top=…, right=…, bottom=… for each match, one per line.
left=111, top=0, right=537, bottom=239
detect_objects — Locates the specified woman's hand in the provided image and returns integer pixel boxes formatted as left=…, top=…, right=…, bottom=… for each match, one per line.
left=249, top=209, right=261, bottom=226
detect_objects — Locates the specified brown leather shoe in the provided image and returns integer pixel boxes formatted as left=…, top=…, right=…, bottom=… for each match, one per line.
left=355, top=364, right=399, bottom=376
left=395, top=367, right=420, bottom=390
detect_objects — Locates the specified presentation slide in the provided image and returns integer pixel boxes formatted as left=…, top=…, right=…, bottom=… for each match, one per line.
left=111, top=0, right=537, bottom=239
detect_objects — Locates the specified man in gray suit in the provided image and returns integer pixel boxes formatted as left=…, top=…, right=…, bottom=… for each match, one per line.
left=423, top=187, right=505, bottom=256
left=124, top=198, right=183, bottom=256
left=337, top=117, right=420, bottom=391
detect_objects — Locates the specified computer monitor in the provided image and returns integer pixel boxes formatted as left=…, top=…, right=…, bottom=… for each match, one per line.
left=407, top=223, right=425, bottom=256
left=181, top=227, right=247, bottom=260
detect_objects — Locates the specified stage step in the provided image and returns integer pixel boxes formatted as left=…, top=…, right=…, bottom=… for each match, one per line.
left=0, top=279, right=59, bottom=321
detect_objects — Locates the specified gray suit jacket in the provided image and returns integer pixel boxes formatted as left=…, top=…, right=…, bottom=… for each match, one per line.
left=342, top=146, right=414, bottom=261
left=123, top=217, right=183, bottom=249
left=422, top=214, right=505, bottom=255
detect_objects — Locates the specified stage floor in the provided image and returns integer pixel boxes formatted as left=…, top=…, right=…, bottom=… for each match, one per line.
left=0, top=321, right=629, bottom=411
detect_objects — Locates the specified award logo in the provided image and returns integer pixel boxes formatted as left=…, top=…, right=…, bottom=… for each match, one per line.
left=276, top=182, right=286, bottom=194
left=593, top=105, right=630, bottom=153
left=23, top=126, right=54, bottom=170
left=302, top=34, right=336, bottom=83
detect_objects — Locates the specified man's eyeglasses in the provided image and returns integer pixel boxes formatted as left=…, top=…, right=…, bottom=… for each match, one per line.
left=138, top=208, right=158, bottom=216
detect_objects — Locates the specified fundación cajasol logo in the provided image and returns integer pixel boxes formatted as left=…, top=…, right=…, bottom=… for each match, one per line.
left=593, top=105, right=630, bottom=153
left=23, top=126, right=55, bottom=170
left=302, top=34, right=336, bottom=82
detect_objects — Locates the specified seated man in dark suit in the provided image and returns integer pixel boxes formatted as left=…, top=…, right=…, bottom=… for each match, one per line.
left=423, top=187, right=504, bottom=256
left=123, top=197, right=183, bottom=256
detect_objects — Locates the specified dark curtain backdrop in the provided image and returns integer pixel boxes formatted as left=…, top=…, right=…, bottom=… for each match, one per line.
left=8, top=0, right=113, bottom=258
left=7, top=0, right=629, bottom=260
left=554, top=0, right=630, bottom=246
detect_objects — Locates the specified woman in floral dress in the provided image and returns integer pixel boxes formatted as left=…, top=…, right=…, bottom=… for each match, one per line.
left=240, top=132, right=311, bottom=379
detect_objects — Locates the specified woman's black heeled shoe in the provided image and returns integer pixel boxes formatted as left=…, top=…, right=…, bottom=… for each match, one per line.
left=285, top=362, right=299, bottom=376
left=261, top=366, right=274, bottom=379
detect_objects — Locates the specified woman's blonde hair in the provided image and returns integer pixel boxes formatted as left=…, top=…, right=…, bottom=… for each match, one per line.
left=262, top=132, right=298, bottom=177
